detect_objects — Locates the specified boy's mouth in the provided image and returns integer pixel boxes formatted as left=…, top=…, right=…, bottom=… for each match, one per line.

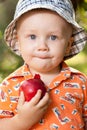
left=34, top=54, right=52, bottom=59
left=36, top=56, right=50, bottom=59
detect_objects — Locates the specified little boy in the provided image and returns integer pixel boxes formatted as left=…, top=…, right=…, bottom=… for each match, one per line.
left=0, top=0, right=87, bottom=130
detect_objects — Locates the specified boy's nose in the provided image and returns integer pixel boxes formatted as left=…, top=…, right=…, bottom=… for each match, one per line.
left=37, top=39, right=49, bottom=51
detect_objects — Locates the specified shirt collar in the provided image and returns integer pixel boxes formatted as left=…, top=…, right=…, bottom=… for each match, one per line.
left=49, top=62, right=72, bottom=89
left=7, top=63, right=33, bottom=80
left=7, top=62, right=81, bottom=88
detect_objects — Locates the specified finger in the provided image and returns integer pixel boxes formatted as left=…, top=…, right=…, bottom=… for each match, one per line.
left=30, top=90, right=42, bottom=105
left=42, top=104, right=49, bottom=112
left=37, top=92, right=50, bottom=108
left=17, top=91, right=25, bottom=107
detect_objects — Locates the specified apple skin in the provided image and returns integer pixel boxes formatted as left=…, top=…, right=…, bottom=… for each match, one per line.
left=19, top=74, right=47, bottom=101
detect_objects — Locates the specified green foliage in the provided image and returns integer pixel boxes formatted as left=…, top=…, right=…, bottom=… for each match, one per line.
left=66, top=47, right=87, bottom=76
left=0, top=30, right=3, bottom=39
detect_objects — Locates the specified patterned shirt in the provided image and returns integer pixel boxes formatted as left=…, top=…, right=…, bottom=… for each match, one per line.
left=0, top=62, right=87, bottom=130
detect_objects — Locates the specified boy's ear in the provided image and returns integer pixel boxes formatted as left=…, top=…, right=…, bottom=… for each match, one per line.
left=15, top=31, right=20, bottom=48
left=13, top=29, right=21, bottom=55
left=65, top=37, right=74, bottom=55
left=15, top=34, right=21, bottom=54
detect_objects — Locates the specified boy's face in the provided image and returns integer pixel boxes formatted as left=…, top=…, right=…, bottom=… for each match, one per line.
left=16, top=9, right=72, bottom=73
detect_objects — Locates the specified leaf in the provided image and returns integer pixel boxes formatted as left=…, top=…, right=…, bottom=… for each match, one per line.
left=0, top=30, right=3, bottom=39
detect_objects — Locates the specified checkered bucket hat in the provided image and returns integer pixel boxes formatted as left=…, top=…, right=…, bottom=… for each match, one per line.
left=4, top=0, right=87, bottom=59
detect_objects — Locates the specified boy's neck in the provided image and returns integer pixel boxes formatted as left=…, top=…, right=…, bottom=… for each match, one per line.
left=28, top=64, right=61, bottom=86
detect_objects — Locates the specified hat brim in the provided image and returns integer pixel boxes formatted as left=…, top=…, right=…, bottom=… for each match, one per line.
left=4, top=5, right=87, bottom=59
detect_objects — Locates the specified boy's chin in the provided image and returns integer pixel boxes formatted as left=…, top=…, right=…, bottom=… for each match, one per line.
left=30, top=65, right=59, bottom=74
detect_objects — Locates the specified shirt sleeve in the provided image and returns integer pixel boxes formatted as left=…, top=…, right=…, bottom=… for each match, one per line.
left=82, top=75, right=87, bottom=126
left=0, top=77, right=21, bottom=118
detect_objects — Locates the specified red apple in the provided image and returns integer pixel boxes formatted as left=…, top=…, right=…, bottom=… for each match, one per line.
left=19, top=74, right=47, bottom=101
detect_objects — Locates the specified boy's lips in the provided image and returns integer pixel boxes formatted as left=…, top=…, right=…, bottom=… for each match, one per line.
left=37, top=56, right=50, bottom=59
left=36, top=56, right=50, bottom=59
left=34, top=54, right=52, bottom=59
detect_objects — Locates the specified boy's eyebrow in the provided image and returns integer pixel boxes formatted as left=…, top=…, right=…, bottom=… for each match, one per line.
left=50, top=30, right=67, bottom=36
left=22, top=29, right=38, bottom=34
left=25, top=30, right=64, bottom=36
left=25, top=29, right=38, bottom=32
left=50, top=30, right=63, bottom=34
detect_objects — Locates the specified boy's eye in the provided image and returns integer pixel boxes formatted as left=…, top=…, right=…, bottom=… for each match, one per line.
left=50, top=35, right=57, bottom=40
left=29, top=35, right=36, bottom=39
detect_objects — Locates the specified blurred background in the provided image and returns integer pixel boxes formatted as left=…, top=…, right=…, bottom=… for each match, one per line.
left=0, top=0, right=87, bottom=82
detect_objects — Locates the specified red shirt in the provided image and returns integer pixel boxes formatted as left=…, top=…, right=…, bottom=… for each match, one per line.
left=0, top=62, right=87, bottom=130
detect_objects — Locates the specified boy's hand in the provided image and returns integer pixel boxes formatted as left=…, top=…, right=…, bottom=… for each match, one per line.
left=16, top=90, right=50, bottom=129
